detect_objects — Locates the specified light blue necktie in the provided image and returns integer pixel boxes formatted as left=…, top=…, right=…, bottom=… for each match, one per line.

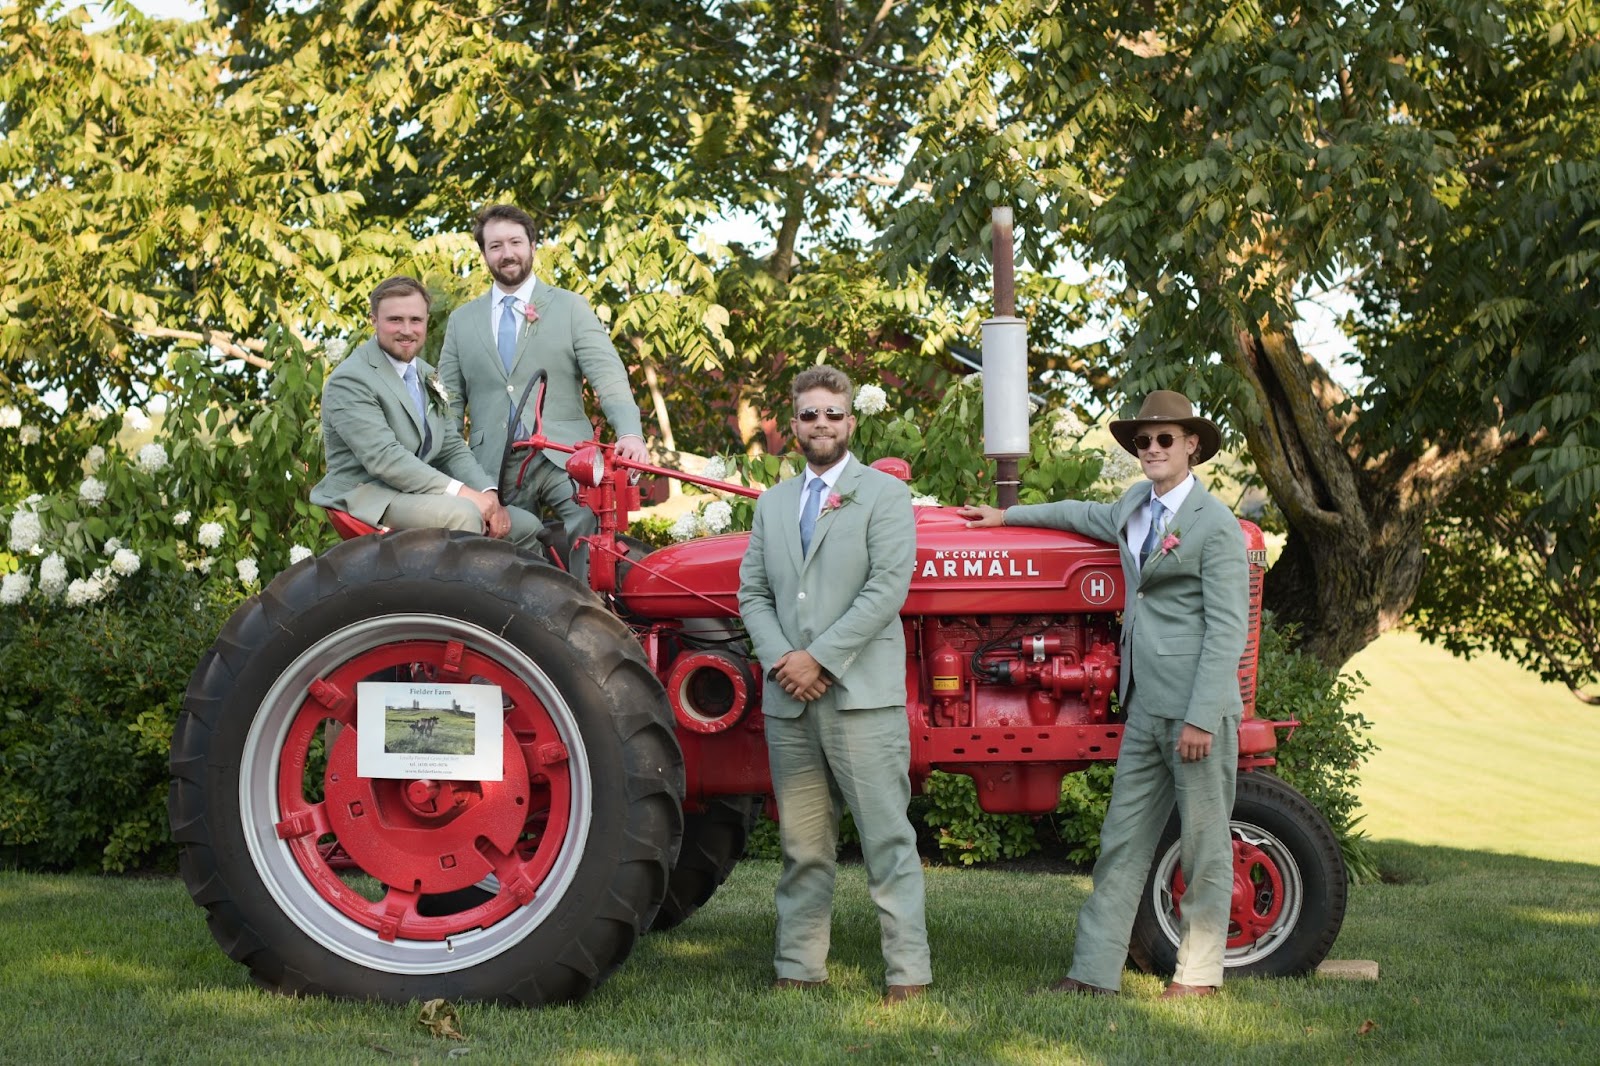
left=1139, top=499, right=1165, bottom=568
left=403, top=361, right=425, bottom=421
left=799, top=477, right=826, bottom=555
left=403, top=362, right=431, bottom=455
left=497, top=293, right=519, bottom=373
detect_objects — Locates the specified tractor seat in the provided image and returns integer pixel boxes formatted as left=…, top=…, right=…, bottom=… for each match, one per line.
left=324, top=508, right=387, bottom=541
left=869, top=457, right=912, bottom=481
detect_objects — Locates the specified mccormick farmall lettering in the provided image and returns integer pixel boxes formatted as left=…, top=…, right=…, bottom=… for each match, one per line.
left=919, top=548, right=1042, bottom=579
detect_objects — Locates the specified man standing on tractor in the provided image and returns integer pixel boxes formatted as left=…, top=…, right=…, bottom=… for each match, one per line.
left=958, top=390, right=1249, bottom=999
left=737, top=366, right=932, bottom=1005
left=436, top=203, right=648, bottom=581
left=311, top=275, right=541, bottom=549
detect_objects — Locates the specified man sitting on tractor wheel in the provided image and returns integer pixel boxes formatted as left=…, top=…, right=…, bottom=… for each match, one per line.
left=311, top=275, right=541, bottom=549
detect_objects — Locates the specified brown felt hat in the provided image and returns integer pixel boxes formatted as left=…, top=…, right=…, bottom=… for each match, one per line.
left=1109, top=390, right=1222, bottom=465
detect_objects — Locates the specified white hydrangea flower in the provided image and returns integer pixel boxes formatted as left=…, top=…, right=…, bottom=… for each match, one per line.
left=147, top=395, right=169, bottom=415
left=111, top=547, right=141, bottom=577
left=136, top=442, right=168, bottom=473
left=669, top=513, right=703, bottom=541
left=19, top=425, right=40, bottom=445
left=197, top=521, right=225, bottom=548
left=85, top=403, right=110, bottom=422
left=8, top=509, right=42, bottom=553
left=288, top=545, right=314, bottom=564
left=79, top=477, right=108, bottom=506
left=103, top=537, right=123, bottom=553
left=65, top=570, right=116, bottom=607
left=1050, top=409, right=1086, bottom=442
left=124, top=406, right=152, bottom=432
left=0, top=571, right=31, bottom=605
left=854, top=384, right=888, bottom=416
left=173, top=509, right=192, bottom=527
left=911, top=494, right=942, bottom=507
left=324, top=337, right=348, bottom=361
left=701, top=500, right=733, bottom=534
left=0, top=406, right=20, bottom=428
left=702, top=455, right=729, bottom=481
left=1100, top=448, right=1141, bottom=483
left=186, top=555, right=215, bottom=575
left=236, top=556, right=260, bottom=585
left=85, top=445, right=106, bottom=471
left=39, top=553, right=68, bottom=597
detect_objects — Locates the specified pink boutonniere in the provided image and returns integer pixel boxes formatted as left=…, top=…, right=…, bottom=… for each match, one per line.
left=1159, top=526, right=1182, bottom=558
left=523, top=305, right=540, bottom=324
left=820, top=490, right=854, bottom=517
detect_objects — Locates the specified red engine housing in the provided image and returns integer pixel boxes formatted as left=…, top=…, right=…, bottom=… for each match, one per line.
left=616, top=506, right=1273, bottom=814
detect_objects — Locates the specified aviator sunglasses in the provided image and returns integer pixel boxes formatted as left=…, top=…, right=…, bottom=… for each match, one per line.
left=1132, top=432, right=1185, bottom=452
left=797, top=406, right=850, bottom=423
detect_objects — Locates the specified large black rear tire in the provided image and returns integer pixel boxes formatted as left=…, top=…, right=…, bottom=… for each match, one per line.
left=1128, top=771, right=1347, bottom=978
left=650, top=795, right=762, bottom=931
left=168, top=529, right=684, bottom=1005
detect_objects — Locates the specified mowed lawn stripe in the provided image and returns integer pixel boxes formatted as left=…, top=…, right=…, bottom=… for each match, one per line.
left=1348, top=630, right=1600, bottom=864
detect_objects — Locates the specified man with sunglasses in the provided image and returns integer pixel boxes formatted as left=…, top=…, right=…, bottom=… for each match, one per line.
left=738, top=366, right=931, bottom=1005
left=957, top=390, right=1248, bottom=1000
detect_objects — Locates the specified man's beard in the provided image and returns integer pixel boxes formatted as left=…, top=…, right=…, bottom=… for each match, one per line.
left=801, top=432, right=849, bottom=468
left=489, top=254, right=531, bottom=289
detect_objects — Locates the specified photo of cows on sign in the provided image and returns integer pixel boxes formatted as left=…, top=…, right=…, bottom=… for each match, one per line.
left=383, top=698, right=477, bottom=756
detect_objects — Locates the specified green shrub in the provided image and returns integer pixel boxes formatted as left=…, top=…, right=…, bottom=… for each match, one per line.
left=0, top=572, right=239, bottom=872
left=921, top=771, right=1041, bottom=865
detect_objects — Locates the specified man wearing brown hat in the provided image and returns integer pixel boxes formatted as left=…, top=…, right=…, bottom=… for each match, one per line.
left=957, top=390, right=1248, bottom=999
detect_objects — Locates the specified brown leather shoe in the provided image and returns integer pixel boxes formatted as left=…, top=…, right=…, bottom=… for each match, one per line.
left=1046, top=976, right=1118, bottom=997
left=883, top=983, right=928, bottom=1004
left=1161, top=982, right=1219, bottom=1000
left=771, top=977, right=828, bottom=991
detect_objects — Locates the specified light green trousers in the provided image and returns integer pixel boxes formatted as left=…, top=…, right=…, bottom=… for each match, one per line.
left=378, top=493, right=543, bottom=552
left=1067, top=712, right=1239, bottom=990
left=765, top=703, right=932, bottom=987
left=501, top=454, right=596, bottom=582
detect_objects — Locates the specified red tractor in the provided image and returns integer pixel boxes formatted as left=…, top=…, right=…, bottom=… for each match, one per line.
left=169, top=416, right=1347, bottom=1006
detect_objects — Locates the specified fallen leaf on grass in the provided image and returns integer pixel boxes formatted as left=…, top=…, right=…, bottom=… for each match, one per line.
left=1356, top=1019, right=1378, bottom=1036
left=418, top=998, right=466, bottom=1040
left=1107, top=1022, right=1118, bottom=1033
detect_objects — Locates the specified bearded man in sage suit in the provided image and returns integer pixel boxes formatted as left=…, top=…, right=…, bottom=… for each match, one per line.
left=436, top=204, right=647, bottom=580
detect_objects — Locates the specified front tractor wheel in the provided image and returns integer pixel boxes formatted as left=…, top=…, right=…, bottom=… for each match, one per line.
left=1129, top=772, right=1348, bottom=979
left=168, top=529, right=684, bottom=1006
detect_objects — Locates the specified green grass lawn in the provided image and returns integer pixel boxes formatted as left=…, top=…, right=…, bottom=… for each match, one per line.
left=3, top=842, right=1595, bottom=1065
left=3, top=634, right=1596, bottom=1064
left=1348, top=631, right=1600, bottom=863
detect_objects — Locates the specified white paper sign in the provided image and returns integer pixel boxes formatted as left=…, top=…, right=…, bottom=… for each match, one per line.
left=355, top=681, right=504, bottom=781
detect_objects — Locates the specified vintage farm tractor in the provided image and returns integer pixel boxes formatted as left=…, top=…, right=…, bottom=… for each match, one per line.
left=168, top=381, right=1348, bottom=1006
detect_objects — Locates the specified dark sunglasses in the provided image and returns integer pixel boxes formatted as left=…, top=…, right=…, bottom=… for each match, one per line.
left=1132, top=432, right=1184, bottom=452
left=796, top=406, right=849, bottom=423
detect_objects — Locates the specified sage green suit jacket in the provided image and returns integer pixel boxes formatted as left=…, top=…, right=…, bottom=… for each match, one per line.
left=737, top=457, right=916, bottom=719
left=1006, top=477, right=1248, bottom=734
left=436, top=284, right=644, bottom=482
left=310, top=338, right=494, bottom=525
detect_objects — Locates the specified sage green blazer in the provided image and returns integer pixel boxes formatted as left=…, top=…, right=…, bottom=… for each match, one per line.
left=436, top=284, right=644, bottom=479
left=737, top=457, right=916, bottom=719
left=1005, top=477, right=1248, bottom=734
left=310, top=338, right=494, bottom=525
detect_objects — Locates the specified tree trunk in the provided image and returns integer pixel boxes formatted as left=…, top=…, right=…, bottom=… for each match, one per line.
left=1229, top=320, right=1499, bottom=672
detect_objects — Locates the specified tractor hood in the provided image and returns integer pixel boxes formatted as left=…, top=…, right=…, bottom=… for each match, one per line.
left=615, top=507, right=1127, bottom=619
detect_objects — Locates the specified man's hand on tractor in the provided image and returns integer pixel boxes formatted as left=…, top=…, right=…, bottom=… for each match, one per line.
left=614, top=434, right=649, bottom=465
left=957, top=504, right=1006, bottom=528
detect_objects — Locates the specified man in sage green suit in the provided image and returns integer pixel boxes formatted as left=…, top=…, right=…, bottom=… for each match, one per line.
left=959, top=390, right=1248, bottom=999
left=436, top=204, right=646, bottom=579
left=311, top=276, right=540, bottom=549
left=737, top=366, right=931, bottom=1005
